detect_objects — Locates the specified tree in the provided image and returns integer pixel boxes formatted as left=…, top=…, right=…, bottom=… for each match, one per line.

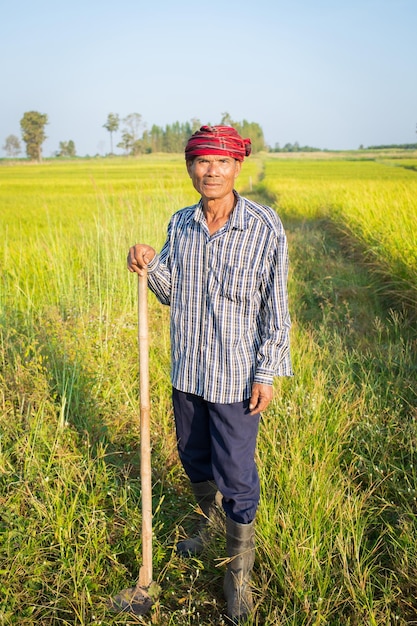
left=190, top=117, right=202, bottom=133
left=117, top=131, right=133, bottom=155
left=219, top=113, right=267, bottom=152
left=57, top=140, right=76, bottom=157
left=117, top=113, right=143, bottom=155
left=3, top=134, right=21, bottom=157
left=103, top=113, right=120, bottom=154
left=220, top=111, right=234, bottom=126
left=123, top=113, right=142, bottom=141
left=20, top=111, right=48, bottom=161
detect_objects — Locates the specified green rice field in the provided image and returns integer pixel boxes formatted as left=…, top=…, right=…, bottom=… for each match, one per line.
left=1, top=153, right=416, bottom=625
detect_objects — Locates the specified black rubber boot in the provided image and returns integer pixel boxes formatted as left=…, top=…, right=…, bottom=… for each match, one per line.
left=176, top=480, right=222, bottom=556
left=223, top=517, right=255, bottom=624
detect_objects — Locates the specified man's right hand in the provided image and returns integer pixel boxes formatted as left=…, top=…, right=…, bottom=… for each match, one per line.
left=127, top=244, right=156, bottom=275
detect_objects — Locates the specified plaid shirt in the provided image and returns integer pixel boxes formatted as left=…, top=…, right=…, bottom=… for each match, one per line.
left=147, top=192, right=293, bottom=404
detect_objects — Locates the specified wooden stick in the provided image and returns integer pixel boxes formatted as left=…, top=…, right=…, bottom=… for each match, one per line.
left=136, top=270, right=153, bottom=589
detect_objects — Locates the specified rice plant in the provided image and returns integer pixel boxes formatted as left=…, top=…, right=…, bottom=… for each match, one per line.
left=1, top=154, right=416, bottom=624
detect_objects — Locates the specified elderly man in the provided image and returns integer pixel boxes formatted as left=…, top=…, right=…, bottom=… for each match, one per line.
left=128, top=125, right=292, bottom=623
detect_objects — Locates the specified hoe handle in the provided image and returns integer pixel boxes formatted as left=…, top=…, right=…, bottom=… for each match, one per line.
left=137, top=270, right=153, bottom=588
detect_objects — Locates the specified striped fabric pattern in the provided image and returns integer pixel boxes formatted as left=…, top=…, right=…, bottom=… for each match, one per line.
left=146, top=192, right=293, bottom=404
left=185, top=125, right=252, bottom=162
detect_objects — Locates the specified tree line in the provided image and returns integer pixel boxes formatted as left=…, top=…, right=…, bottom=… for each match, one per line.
left=2, top=111, right=267, bottom=162
left=2, top=112, right=75, bottom=161
left=6, top=111, right=414, bottom=161
left=270, top=141, right=322, bottom=153
left=364, top=143, right=417, bottom=150
left=105, top=112, right=267, bottom=156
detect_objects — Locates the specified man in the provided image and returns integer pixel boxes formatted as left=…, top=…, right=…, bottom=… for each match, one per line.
left=127, top=125, right=292, bottom=623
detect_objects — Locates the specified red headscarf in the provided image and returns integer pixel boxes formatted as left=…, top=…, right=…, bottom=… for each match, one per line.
left=185, top=125, right=252, bottom=162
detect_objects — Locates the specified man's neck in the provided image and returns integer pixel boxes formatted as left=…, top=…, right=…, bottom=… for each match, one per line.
left=202, top=193, right=236, bottom=235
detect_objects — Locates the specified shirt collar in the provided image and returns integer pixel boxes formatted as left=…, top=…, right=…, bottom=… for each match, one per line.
left=193, top=191, right=247, bottom=231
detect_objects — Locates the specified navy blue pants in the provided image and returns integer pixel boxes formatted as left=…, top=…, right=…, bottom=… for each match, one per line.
left=172, top=388, right=261, bottom=524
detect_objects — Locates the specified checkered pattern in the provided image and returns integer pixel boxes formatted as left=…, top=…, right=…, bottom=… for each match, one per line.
left=147, top=193, right=293, bottom=404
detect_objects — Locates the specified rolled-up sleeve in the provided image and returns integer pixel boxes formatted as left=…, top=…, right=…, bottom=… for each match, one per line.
left=254, top=231, right=293, bottom=383
left=146, top=222, right=172, bottom=306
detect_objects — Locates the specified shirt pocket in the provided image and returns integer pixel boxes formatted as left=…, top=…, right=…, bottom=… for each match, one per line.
left=219, top=265, right=259, bottom=302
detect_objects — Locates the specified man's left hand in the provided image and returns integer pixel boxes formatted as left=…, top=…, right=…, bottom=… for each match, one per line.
left=248, top=383, right=273, bottom=415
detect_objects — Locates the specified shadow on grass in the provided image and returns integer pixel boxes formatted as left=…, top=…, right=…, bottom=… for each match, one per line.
left=247, top=182, right=417, bottom=622
left=0, top=304, right=234, bottom=624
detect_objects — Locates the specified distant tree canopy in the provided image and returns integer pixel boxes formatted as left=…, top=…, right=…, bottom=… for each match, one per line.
left=117, top=113, right=144, bottom=156
left=3, top=134, right=21, bottom=157
left=271, top=141, right=322, bottom=153
left=141, top=119, right=201, bottom=154
left=57, top=140, right=76, bottom=157
left=365, top=143, right=417, bottom=150
left=103, top=113, right=120, bottom=154
left=20, top=111, right=48, bottom=161
left=8, top=111, right=348, bottom=159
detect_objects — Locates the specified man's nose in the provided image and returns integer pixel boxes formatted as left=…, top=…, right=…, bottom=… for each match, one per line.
left=206, top=162, right=219, bottom=174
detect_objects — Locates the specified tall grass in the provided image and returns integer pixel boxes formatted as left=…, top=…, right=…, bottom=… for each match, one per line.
left=254, top=217, right=417, bottom=625
left=1, top=155, right=417, bottom=624
left=259, top=158, right=417, bottom=307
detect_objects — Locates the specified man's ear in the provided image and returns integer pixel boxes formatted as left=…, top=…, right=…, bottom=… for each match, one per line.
left=186, top=159, right=193, bottom=177
left=234, top=160, right=242, bottom=179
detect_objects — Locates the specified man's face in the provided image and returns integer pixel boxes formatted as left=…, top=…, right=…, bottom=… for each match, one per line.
left=186, top=155, right=241, bottom=201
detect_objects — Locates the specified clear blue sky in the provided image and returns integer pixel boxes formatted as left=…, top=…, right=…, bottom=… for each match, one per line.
left=2, top=0, right=416, bottom=156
